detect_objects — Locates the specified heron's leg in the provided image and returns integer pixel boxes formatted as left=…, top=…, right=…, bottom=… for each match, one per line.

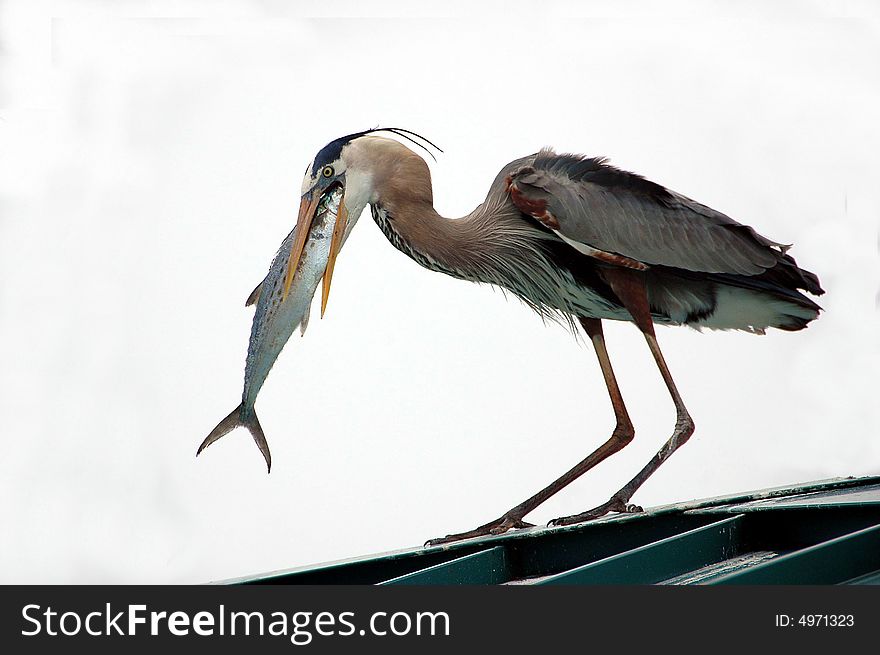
left=426, top=317, right=636, bottom=546
left=551, top=269, right=695, bottom=526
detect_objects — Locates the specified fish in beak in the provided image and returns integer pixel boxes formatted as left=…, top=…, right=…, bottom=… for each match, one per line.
left=320, top=194, right=349, bottom=318
left=282, top=185, right=350, bottom=318
left=199, top=182, right=347, bottom=472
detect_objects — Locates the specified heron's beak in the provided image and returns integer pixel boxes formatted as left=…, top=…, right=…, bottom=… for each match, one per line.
left=282, top=190, right=323, bottom=300
left=320, top=196, right=349, bottom=318
left=281, top=184, right=350, bottom=316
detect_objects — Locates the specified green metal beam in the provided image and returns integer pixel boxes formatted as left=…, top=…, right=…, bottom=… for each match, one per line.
left=380, top=547, right=509, bottom=585
left=709, top=522, right=880, bottom=585
left=534, top=515, right=744, bottom=585
left=843, top=569, right=880, bottom=585
left=505, top=513, right=720, bottom=579
left=234, top=547, right=484, bottom=585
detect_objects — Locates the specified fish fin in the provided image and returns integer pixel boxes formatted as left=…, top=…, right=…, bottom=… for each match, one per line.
left=245, top=281, right=263, bottom=307
left=197, top=403, right=272, bottom=473
left=300, top=303, right=311, bottom=337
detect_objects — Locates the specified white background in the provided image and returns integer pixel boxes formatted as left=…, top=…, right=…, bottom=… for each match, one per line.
left=1, top=0, right=878, bottom=583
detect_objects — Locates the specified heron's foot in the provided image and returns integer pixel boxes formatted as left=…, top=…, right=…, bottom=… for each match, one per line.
left=548, top=495, right=643, bottom=527
left=425, top=514, right=535, bottom=547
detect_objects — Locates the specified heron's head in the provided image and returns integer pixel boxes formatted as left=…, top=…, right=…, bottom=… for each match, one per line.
left=286, top=128, right=440, bottom=314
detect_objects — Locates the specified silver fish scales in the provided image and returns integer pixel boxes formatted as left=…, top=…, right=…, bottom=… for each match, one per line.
left=198, top=185, right=343, bottom=471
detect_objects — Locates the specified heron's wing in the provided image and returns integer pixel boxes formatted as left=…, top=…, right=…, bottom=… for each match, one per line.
left=506, top=149, right=788, bottom=275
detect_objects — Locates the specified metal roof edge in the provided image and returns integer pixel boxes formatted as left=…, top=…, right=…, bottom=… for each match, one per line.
left=212, top=475, right=880, bottom=585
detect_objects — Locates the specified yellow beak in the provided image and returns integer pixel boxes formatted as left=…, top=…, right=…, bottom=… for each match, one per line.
left=320, top=199, right=349, bottom=318
left=281, top=186, right=350, bottom=318
left=282, top=191, right=323, bottom=301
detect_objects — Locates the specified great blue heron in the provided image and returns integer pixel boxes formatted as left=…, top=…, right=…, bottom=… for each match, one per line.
left=285, top=127, right=824, bottom=545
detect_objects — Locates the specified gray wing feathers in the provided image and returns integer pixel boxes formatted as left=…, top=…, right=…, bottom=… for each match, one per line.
left=513, top=151, right=788, bottom=275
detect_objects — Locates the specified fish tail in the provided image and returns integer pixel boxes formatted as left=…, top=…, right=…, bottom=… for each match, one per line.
left=196, top=403, right=272, bottom=473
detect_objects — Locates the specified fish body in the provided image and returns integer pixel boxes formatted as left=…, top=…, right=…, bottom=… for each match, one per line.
left=198, top=185, right=343, bottom=471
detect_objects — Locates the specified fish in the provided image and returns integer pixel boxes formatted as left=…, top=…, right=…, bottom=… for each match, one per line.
left=197, top=184, right=344, bottom=472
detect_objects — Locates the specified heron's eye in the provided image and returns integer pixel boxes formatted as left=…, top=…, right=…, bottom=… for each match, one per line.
left=322, top=165, right=334, bottom=178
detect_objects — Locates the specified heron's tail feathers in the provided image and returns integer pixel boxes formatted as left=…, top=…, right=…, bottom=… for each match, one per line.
left=197, top=402, right=271, bottom=473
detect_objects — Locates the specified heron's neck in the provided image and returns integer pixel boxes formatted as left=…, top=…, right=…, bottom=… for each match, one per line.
left=347, top=137, right=505, bottom=278
left=370, top=198, right=488, bottom=280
